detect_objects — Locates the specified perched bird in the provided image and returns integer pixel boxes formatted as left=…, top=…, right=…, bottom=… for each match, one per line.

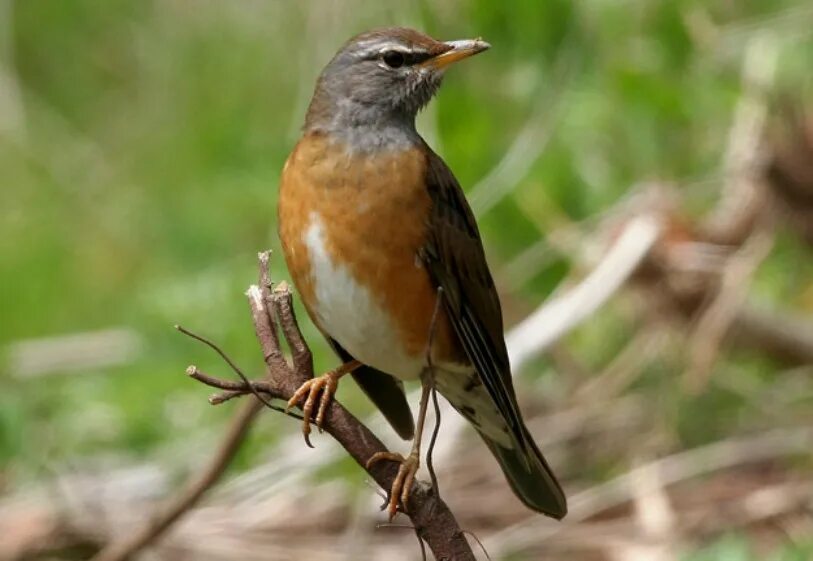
left=278, top=27, right=567, bottom=521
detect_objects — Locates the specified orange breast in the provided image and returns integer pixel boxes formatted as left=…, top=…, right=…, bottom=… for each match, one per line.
left=277, top=133, right=463, bottom=369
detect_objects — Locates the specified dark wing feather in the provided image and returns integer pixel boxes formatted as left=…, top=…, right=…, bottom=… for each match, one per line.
left=419, top=147, right=528, bottom=453
left=419, top=147, right=567, bottom=518
left=327, top=338, right=415, bottom=440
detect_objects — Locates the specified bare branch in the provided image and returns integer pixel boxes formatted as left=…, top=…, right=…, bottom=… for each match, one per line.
left=93, top=251, right=475, bottom=561
left=176, top=324, right=279, bottom=411
left=272, top=281, right=314, bottom=377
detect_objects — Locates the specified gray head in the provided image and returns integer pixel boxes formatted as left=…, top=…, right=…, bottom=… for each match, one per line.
left=304, top=27, right=489, bottom=142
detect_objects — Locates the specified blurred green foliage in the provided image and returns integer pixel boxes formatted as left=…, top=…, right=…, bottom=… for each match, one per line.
left=682, top=534, right=813, bottom=561
left=1, top=1, right=812, bottom=556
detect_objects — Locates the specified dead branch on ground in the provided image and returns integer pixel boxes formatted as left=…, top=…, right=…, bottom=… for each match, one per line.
left=91, top=399, right=265, bottom=561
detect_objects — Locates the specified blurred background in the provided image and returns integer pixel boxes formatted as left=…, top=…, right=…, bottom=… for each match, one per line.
left=2, top=1, right=812, bottom=560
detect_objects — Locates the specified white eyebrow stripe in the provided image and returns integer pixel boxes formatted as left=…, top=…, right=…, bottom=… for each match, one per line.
left=354, top=41, right=429, bottom=59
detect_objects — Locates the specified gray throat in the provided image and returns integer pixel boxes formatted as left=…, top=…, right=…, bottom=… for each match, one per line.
left=304, top=97, right=422, bottom=153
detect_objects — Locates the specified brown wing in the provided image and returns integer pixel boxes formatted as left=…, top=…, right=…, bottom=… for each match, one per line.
left=419, top=147, right=528, bottom=452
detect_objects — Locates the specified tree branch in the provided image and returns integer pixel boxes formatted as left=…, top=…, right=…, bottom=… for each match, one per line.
left=253, top=261, right=474, bottom=560
left=92, top=251, right=474, bottom=561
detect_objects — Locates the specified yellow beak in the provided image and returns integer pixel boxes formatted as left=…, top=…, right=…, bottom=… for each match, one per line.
left=421, top=38, right=491, bottom=70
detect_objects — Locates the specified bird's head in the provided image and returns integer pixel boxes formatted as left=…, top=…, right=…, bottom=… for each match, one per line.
left=304, top=27, right=489, bottom=134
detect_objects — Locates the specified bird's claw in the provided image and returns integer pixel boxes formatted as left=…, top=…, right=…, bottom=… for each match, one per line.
left=366, top=450, right=420, bottom=521
left=286, top=369, right=341, bottom=447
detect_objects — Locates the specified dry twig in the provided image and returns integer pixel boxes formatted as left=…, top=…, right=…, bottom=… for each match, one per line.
left=683, top=228, right=775, bottom=393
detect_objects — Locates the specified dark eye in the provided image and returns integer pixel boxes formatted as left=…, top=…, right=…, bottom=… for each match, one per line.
left=382, top=51, right=405, bottom=68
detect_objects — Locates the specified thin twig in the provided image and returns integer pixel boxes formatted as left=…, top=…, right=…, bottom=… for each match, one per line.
left=272, top=281, right=312, bottom=377
left=186, top=365, right=245, bottom=390
left=208, top=391, right=247, bottom=405
left=175, top=324, right=279, bottom=411
left=256, top=252, right=287, bottom=371
left=186, top=366, right=303, bottom=419
left=683, top=228, right=774, bottom=393
left=175, top=325, right=245, bottom=378
left=462, top=529, right=493, bottom=561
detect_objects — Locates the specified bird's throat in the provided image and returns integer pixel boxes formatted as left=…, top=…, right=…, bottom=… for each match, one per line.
left=305, top=97, right=421, bottom=154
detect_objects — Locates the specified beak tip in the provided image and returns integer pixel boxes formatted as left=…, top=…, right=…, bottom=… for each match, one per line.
left=443, top=38, right=491, bottom=54
left=427, top=37, right=491, bottom=70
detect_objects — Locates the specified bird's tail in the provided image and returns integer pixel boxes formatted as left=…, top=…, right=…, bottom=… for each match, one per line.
left=479, top=424, right=567, bottom=519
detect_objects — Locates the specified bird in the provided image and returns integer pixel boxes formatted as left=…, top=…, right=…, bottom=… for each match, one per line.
left=277, top=27, right=567, bottom=521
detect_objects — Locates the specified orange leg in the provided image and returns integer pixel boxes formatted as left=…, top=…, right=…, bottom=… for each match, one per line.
left=286, top=359, right=361, bottom=446
left=366, top=381, right=432, bottom=521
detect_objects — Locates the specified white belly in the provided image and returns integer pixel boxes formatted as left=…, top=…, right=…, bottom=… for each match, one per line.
left=303, top=216, right=512, bottom=445
left=304, top=213, right=424, bottom=380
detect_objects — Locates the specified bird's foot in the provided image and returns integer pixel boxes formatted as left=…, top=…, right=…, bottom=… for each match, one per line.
left=286, top=362, right=356, bottom=447
left=366, top=450, right=420, bottom=521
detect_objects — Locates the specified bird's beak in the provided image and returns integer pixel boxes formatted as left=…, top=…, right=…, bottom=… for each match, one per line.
left=421, top=38, right=491, bottom=70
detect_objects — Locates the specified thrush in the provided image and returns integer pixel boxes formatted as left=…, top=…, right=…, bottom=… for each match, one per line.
left=278, top=27, right=567, bottom=521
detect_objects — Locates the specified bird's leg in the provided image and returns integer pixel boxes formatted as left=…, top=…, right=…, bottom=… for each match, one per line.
left=286, top=359, right=362, bottom=446
left=366, top=379, right=432, bottom=521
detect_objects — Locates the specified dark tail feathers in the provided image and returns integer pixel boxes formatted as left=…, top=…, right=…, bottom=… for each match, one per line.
left=480, top=424, right=567, bottom=519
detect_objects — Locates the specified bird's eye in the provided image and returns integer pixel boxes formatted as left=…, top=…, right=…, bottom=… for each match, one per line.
left=382, top=51, right=406, bottom=68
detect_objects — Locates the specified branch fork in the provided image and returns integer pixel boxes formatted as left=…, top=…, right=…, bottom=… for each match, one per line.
left=93, top=251, right=475, bottom=561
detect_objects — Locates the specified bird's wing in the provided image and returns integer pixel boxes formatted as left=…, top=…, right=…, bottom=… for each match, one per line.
left=327, top=338, right=415, bottom=440
left=419, top=147, right=527, bottom=452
